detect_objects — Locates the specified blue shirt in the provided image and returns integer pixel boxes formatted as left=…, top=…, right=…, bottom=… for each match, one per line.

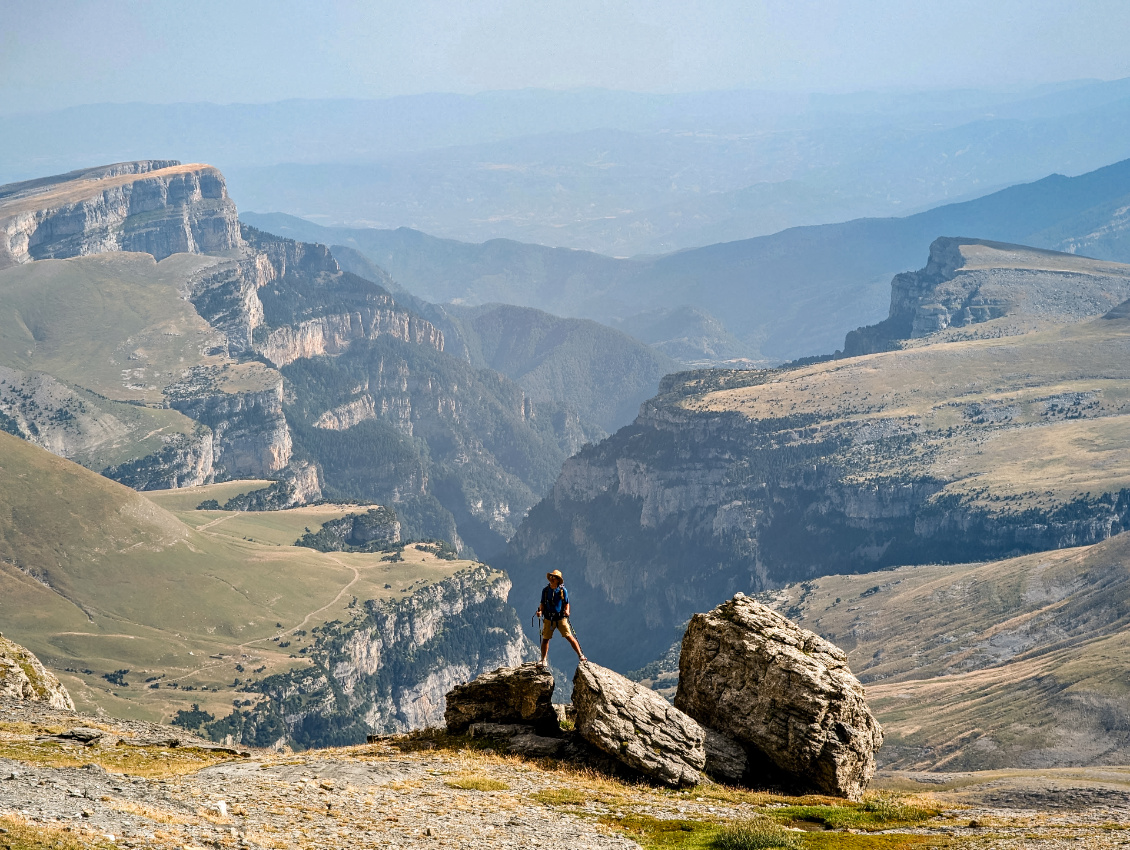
left=541, top=584, right=569, bottom=620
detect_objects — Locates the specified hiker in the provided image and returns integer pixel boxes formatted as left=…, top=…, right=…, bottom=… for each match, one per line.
left=536, top=569, right=586, bottom=665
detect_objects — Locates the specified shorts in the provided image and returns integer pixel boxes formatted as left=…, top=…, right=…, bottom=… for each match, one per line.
left=541, top=617, right=573, bottom=640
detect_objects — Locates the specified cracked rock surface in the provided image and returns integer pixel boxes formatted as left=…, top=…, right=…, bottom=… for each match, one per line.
left=675, top=593, right=882, bottom=799
left=572, top=660, right=705, bottom=788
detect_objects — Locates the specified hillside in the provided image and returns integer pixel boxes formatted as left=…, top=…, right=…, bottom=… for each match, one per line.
left=14, top=698, right=1130, bottom=850
left=0, top=432, right=527, bottom=747
left=502, top=242, right=1130, bottom=670
left=0, top=163, right=606, bottom=553
left=759, top=532, right=1130, bottom=772
left=244, top=155, right=1130, bottom=363
left=333, top=247, right=678, bottom=432
left=0, top=250, right=288, bottom=485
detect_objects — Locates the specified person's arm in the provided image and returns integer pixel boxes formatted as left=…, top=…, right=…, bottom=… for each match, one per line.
left=536, top=587, right=545, bottom=617
left=563, top=587, right=570, bottom=618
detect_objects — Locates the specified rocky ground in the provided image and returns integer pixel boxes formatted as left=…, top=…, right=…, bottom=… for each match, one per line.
left=5, top=699, right=1130, bottom=849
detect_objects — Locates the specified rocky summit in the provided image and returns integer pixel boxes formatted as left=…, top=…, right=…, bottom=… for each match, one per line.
left=675, top=593, right=882, bottom=799
left=0, top=161, right=241, bottom=268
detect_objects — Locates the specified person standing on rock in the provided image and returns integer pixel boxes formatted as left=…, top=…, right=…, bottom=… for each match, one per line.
left=536, top=569, right=587, bottom=665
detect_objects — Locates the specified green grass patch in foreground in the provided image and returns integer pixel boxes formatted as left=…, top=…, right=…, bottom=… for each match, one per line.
left=444, top=773, right=509, bottom=792
left=600, top=814, right=717, bottom=849
left=714, top=818, right=803, bottom=849
left=599, top=813, right=954, bottom=850
left=770, top=798, right=939, bottom=832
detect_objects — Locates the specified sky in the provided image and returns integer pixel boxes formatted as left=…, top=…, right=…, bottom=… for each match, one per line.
left=3, top=0, right=1130, bottom=113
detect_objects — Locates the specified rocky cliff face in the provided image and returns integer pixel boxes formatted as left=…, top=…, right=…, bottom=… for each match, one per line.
left=0, top=161, right=242, bottom=269
left=203, top=566, right=530, bottom=749
left=168, top=382, right=291, bottom=478
left=263, top=308, right=443, bottom=368
left=0, top=633, right=74, bottom=711
left=844, top=237, right=1130, bottom=355
left=504, top=245, right=1130, bottom=671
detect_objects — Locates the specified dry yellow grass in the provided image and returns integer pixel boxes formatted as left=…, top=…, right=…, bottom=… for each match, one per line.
left=690, top=315, right=1130, bottom=508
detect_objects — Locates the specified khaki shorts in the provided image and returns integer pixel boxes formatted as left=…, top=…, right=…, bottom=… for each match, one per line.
left=541, top=617, right=573, bottom=640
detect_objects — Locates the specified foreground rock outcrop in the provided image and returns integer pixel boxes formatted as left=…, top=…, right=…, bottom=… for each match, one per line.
left=444, top=663, right=556, bottom=733
left=573, top=660, right=705, bottom=788
left=0, top=633, right=74, bottom=711
left=675, top=593, right=882, bottom=799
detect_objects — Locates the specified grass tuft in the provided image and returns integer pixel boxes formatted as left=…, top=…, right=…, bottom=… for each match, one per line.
left=444, top=773, right=509, bottom=792
left=532, top=787, right=590, bottom=806
left=0, top=814, right=116, bottom=850
left=713, top=817, right=801, bottom=849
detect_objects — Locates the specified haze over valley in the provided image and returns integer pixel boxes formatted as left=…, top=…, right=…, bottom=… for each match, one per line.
left=6, top=3, right=1130, bottom=846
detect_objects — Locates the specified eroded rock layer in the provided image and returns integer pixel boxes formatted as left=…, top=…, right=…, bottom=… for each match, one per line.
left=0, top=161, right=241, bottom=268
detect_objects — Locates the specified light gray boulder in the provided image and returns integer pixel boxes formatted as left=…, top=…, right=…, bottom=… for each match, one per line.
left=444, top=662, right=556, bottom=733
left=675, top=593, right=882, bottom=799
left=572, top=660, right=705, bottom=787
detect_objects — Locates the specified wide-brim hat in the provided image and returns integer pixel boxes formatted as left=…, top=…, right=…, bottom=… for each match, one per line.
left=546, top=569, right=563, bottom=581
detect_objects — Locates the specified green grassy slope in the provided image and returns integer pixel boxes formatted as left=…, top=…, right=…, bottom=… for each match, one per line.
left=0, top=432, right=471, bottom=724
left=0, top=251, right=276, bottom=404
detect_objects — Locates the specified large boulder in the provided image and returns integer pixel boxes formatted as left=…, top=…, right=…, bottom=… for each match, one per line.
left=0, top=633, right=75, bottom=711
left=572, top=660, right=705, bottom=787
left=675, top=593, right=882, bottom=799
left=444, top=663, right=556, bottom=733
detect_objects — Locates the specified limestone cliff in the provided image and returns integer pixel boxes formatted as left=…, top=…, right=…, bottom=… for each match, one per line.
left=204, top=566, right=531, bottom=749
left=263, top=309, right=443, bottom=368
left=0, top=161, right=242, bottom=269
left=0, top=633, right=75, bottom=711
left=844, top=237, right=1130, bottom=355
left=168, top=381, right=291, bottom=479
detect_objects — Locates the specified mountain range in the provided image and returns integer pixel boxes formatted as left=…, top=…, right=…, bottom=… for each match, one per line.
left=0, top=162, right=667, bottom=555
left=9, top=80, right=1130, bottom=256
left=246, top=154, right=1130, bottom=363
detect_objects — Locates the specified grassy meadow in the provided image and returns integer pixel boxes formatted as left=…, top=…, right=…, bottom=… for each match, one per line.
left=0, top=432, right=476, bottom=725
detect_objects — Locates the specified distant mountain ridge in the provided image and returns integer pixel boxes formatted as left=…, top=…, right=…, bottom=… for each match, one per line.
left=245, top=156, right=1130, bottom=362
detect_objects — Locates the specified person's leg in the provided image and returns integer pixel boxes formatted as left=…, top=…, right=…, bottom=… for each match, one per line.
left=559, top=620, right=586, bottom=661
left=539, top=619, right=552, bottom=664
left=565, top=634, right=586, bottom=661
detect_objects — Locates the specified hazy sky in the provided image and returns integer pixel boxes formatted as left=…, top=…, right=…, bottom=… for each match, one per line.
left=4, top=0, right=1130, bottom=113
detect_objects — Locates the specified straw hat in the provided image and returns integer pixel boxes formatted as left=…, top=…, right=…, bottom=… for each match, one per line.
left=546, top=569, right=564, bottom=582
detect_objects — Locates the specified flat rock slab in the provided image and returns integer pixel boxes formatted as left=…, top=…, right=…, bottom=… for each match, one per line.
left=444, top=662, right=556, bottom=733
left=572, top=660, right=704, bottom=788
left=675, top=593, right=882, bottom=799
